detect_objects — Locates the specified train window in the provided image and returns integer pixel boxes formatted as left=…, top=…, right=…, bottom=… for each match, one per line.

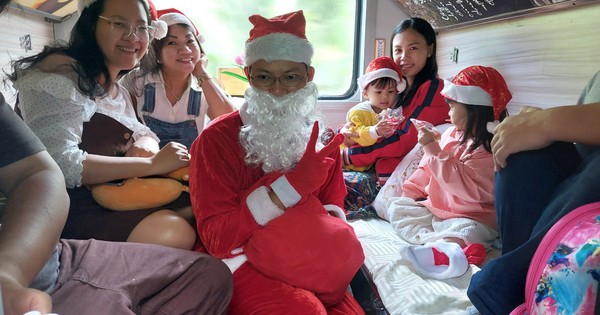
left=152, top=1, right=361, bottom=99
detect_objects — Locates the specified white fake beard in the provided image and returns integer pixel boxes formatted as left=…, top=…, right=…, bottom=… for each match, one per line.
left=240, top=82, right=328, bottom=173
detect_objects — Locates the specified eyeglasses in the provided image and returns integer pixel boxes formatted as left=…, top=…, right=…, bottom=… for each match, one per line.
left=249, top=73, right=307, bottom=88
left=98, top=16, right=157, bottom=42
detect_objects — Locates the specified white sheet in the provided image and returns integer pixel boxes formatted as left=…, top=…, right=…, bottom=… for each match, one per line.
left=350, top=218, right=481, bottom=315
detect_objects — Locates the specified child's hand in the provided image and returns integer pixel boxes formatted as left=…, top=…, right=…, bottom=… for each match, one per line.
left=411, top=118, right=440, bottom=144
left=417, top=127, right=436, bottom=146
left=375, top=120, right=395, bottom=138
left=340, top=122, right=359, bottom=146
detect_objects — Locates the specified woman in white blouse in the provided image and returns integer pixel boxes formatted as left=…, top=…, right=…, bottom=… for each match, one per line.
left=120, top=8, right=235, bottom=149
left=10, top=0, right=197, bottom=250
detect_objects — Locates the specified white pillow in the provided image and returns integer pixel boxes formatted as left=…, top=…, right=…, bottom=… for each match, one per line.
left=372, top=123, right=452, bottom=220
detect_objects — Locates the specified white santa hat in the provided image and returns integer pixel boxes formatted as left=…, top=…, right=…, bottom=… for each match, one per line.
left=244, top=10, right=313, bottom=66
left=440, top=65, right=512, bottom=133
left=357, top=56, right=406, bottom=93
left=157, top=8, right=205, bottom=43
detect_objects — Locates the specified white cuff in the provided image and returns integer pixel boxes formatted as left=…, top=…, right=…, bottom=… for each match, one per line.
left=221, top=254, right=248, bottom=274
left=270, top=175, right=301, bottom=208
left=369, top=126, right=380, bottom=139
left=246, top=186, right=285, bottom=226
left=324, top=204, right=347, bottom=222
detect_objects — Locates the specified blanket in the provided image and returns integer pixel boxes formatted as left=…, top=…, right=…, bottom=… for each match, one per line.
left=349, top=218, right=478, bottom=315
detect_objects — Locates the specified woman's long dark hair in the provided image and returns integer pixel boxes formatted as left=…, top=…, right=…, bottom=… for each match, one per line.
left=390, top=17, right=438, bottom=108
left=461, top=104, right=507, bottom=153
left=8, top=0, right=150, bottom=98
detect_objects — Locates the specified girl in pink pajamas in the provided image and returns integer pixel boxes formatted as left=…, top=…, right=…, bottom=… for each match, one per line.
left=385, top=65, right=512, bottom=279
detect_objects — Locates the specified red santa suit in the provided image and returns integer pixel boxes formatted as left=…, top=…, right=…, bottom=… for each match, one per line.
left=189, top=10, right=364, bottom=315
left=190, top=106, right=365, bottom=314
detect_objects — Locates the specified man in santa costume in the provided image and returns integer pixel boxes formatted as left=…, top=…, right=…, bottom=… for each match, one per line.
left=189, top=10, right=365, bottom=315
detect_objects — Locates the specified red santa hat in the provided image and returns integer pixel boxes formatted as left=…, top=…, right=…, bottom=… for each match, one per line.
left=358, top=56, right=407, bottom=93
left=156, top=8, right=206, bottom=43
left=399, top=241, right=486, bottom=280
left=244, top=10, right=313, bottom=66
left=147, top=1, right=167, bottom=40
left=440, top=65, right=512, bottom=133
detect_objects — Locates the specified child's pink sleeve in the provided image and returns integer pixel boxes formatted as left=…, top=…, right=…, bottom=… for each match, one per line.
left=397, top=165, right=428, bottom=200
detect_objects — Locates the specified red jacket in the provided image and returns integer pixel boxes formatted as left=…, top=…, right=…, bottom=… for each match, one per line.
left=342, top=78, right=449, bottom=184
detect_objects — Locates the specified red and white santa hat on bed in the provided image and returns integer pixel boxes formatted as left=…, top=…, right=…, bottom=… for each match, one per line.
left=399, top=240, right=487, bottom=280
left=156, top=8, right=205, bottom=43
left=440, top=65, right=512, bottom=133
left=244, top=10, right=313, bottom=66
left=357, top=56, right=407, bottom=93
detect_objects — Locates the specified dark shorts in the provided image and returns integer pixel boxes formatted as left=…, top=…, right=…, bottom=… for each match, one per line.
left=63, top=186, right=191, bottom=241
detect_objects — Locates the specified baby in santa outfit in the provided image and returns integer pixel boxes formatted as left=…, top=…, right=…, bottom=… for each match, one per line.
left=383, top=65, right=512, bottom=279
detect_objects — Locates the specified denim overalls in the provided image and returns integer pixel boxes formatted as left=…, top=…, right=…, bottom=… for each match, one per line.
left=142, top=83, right=201, bottom=148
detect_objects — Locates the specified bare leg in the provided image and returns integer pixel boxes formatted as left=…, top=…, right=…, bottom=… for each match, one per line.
left=127, top=209, right=196, bottom=250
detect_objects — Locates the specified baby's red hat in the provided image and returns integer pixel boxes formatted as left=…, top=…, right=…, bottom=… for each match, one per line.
left=358, top=56, right=406, bottom=93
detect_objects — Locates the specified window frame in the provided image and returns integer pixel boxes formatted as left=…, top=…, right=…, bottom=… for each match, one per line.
left=318, top=0, right=362, bottom=101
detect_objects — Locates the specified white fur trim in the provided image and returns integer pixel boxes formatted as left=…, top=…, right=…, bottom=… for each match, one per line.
left=221, top=254, right=247, bottom=273
left=270, top=175, right=302, bottom=208
left=159, top=13, right=205, bottom=41
left=399, top=240, right=469, bottom=280
left=358, top=69, right=400, bottom=91
left=151, top=20, right=168, bottom=40
left=397, top=78, right=407, bottom=93
left=245, top=33, right=313, bottom=66
left=486, top=120, right=499, bottom=134
left=160, top=13, right=193, bottom=28
left=246, top=186, right=285, bottom=226
left=239, top=102, right=250, bottom=125
left=324, top=204, right=347, bottom=221
left=441, top=79, right=492, bottom=107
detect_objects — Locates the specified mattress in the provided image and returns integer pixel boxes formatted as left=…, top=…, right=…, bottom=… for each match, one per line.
left=349, top=218, right=485, bottom=315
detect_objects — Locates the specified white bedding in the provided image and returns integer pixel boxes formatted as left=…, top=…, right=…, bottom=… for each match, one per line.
left=349, top=218, right=479, bottom=315
left=347, top=122, right=502, bottom=314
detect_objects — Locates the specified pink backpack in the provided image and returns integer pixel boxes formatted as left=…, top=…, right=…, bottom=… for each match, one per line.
left=510, top=202, right=600, bottom=315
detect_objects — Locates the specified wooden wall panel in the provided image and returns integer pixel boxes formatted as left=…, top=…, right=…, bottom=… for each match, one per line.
left=436, top=3, right=600, bottom=113
left=0, top=6, right=54, bottom=105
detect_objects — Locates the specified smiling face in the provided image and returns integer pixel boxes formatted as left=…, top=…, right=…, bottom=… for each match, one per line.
left=245, top=60, right=314, bottom=97
left=96, top=0, right=149, bottom=80
left=158, top=24, right=200, bottom=76
left=392, top=28, right=433, bottom=87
